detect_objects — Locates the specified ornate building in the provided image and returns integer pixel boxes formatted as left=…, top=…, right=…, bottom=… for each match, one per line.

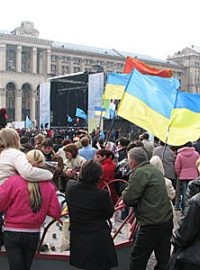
left=0, top=21, right=189, bottom=125
left=168, top=45, right=200, bottom=93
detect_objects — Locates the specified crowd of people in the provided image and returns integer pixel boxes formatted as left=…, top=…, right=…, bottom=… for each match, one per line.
left=0, top=121, right=200, bottom=270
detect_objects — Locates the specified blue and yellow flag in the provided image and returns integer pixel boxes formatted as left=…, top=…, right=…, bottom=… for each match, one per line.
left=117, top=69, right=180, bottom=145
left=168, top=92, right=200, bottom=145
left=75, top=108, right=87, bottom=120
left=103, top=73, right=130, bottom=100
left=67, top=115, right=73, bottom=123
left=94, top=106, right=106, bottom=116
left=25, top=115, right=32, bottom=129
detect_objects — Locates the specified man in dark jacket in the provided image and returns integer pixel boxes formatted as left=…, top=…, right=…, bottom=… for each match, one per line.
left=171, top=192, right=200, bottom=270
left=122, top=147, right=173, bottom=270
left=116, top=137, right=130, bottom=162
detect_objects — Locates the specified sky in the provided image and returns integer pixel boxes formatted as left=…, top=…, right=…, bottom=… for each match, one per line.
left=1, top=0, right=200, bottom=60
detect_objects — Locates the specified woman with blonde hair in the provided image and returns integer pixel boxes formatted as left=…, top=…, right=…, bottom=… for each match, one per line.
left=0, top=128, right=53, bottom=248
left=0, top=149, right=61, bottom=270
left=26, top=150, right=46, bottom=213
left=0, top=128, right=52, bottom=184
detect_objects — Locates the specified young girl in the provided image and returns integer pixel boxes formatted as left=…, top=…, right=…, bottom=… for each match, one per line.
left=0, top=149, right=61, bottom=270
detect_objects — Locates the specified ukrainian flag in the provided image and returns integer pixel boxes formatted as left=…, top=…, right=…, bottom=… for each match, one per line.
left=117, top=69, right=180, bottom=144
left=103, top=73, right=131, bottom=100
left=94, top=106, right=106, bottom=116
left=168, top=92, right=200, bottom=145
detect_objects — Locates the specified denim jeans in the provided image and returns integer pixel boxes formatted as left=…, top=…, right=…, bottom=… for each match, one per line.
left=4, top=231, right=40, bottom=270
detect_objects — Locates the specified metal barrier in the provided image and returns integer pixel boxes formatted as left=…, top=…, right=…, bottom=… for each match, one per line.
left=38, top=179, right=138, bottom=254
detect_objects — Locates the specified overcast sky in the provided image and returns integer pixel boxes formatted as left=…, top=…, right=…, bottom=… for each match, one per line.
left=1, top=0, right=199, bottom=60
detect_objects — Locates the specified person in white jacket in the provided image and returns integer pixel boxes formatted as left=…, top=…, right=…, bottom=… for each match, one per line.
left=0, top=128, right=53, bottom=184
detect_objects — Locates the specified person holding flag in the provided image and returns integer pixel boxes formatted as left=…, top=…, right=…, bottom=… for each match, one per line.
left=25, top=116, right=32, bottom=129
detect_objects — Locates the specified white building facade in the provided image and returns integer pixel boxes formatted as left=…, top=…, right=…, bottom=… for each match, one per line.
left=0, top=21, right=188, bottom=125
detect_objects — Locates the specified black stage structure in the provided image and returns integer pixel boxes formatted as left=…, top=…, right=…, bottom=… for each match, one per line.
left=103, top=118, right=144, bottom=140
left=49, top=72, right=90, bottom=127
left=47, top=72, right=144, bottom=138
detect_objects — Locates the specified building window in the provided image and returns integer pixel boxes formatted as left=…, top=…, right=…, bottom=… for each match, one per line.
left=22, top=50, right=31, bottom=73
left=85, top=68, right=92, bottom=72
left=51, top=64, right=57, bottom=73
left=6, top=88, right=15, bottom=109
left=195, top=62, right=200, bottom=68
left=106, top=61, right=114, bottom=67
left=74, top=67, right=81, bottom=73
left=61, top=56, right=70, bottom=63
left=96, top=60, right=104, bottom=66
left=51, top=55, right=57, bottom=62
left=6, top=49, right=16, bottom=71
left=177, top=72, right=182, bottom=77
left=85, top=59, right=93, bottom=65
left=73, top=57, right=81, bottom=64
left=116, top=63, right=124, bottom=68
left=62, top=65, right=69, bottom=74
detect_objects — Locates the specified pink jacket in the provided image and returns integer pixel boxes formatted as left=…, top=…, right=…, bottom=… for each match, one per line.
left=0, top=175, right=61, bottom=231
left=175, top=147, right=199, bottom=180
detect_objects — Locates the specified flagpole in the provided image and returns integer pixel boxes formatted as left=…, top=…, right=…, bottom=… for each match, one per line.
left=111, top=48, right=127, bottom=60
left=98, top=110, right=103, bottom=134
left=162, top=90, right=179, bottom=162
left=162, top=132, right=169, bottom=162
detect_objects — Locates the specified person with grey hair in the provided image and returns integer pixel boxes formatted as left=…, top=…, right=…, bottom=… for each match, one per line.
left=122, top=147, right=173, bottom=270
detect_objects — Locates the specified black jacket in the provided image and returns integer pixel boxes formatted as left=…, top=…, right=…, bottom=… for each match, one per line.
left=65, top=180, right=118, bottom=269
left=172, top=192, right=200, bottom=266
left=117, top=148, right=127, bottom=162
left=186, top=178, right=200, bottom=201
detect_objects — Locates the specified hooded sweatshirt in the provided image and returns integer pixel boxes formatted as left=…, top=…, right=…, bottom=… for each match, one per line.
left=175, top=147, right=199, bottom=180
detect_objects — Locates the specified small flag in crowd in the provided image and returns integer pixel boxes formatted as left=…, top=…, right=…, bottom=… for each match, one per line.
left=75, top=108, right=87, bottom=120
left=67, top=115, right=73, bottom=123
left=94, top=106, right=106, bottom=116
left=25, top=115, right=32, bottom=129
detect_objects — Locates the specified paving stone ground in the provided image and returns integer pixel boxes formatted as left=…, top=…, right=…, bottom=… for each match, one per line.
left=40, top=208, right=182, bottom=270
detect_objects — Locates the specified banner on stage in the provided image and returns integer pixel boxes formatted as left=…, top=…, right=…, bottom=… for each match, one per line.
left=88, top=73, right=104, bottom=132
left=39, top=81, right=50, bottom=128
